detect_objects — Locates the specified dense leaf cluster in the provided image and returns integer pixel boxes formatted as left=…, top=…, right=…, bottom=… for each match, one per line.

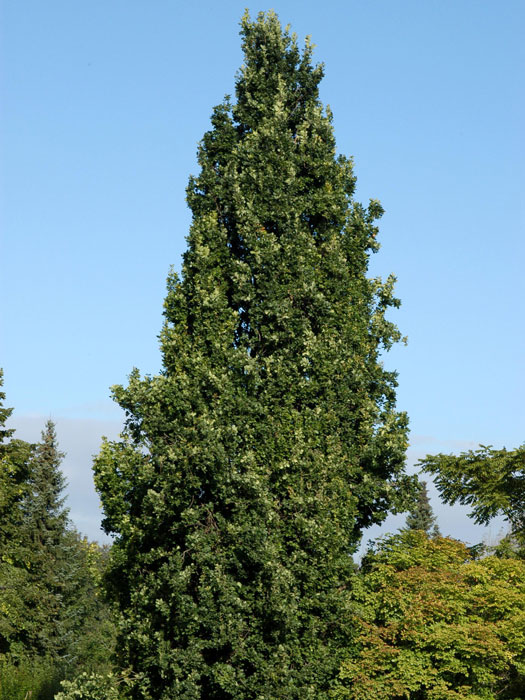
left=94, top=10, right=413, bottom=700
left=335, top=531, right=525, bottom=700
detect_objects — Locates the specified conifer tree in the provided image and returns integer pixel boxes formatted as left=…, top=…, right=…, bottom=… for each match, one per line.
left=23, top=420, right=69, bottom=554
left=420, top=444, right=525, bottom=549
left=20, top=420, right=71, bottom=658
left=0, top=381, right=111, bottom=676
left=405, top=480, right=440, bottom=536
left=0, top=370, right=33, bottom=656
left=94, top=12, right=414, bottom=699
left=0, top=370, right=32, bottom=557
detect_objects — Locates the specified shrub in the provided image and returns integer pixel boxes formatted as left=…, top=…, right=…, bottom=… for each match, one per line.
left=55, top=672, right=122, bottom=700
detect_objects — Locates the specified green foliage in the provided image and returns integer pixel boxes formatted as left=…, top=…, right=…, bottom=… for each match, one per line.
left=0, top=373, right=117, bottom=687
left=23, top=420, right=69, bottom=551
left=55, top=672, right=123, bottom=700
left=334, top=531, right=525, bottom=700
left=0, top=434, right=32, bottom=547
left=15, top=420, right=71, bottom=659
left=0, top=536, right=117, bottom=697
left=1, top=419, right=87, bottom=662
left=0, top=655, right=62, bottom=700
left=419, top=445, right=525, bottom=549
left=405, top=480, right=440, bottom=536
left=64, top=537, right=117, bottom=674
left=0, top=370, right=34, bottom=657
left=94, top=11, right=413, bottom=699
left=0, top=369, right=32, bottom=562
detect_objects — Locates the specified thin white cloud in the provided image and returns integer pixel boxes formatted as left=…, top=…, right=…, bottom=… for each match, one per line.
left=408, top=434, right=479, bottom=453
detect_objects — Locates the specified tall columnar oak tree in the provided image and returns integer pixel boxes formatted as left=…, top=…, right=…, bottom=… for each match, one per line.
left=94, top=12, right=414, bottom=699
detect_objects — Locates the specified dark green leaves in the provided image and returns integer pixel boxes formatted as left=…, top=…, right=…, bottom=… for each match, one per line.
left=94, top=11, right=411, bottom=698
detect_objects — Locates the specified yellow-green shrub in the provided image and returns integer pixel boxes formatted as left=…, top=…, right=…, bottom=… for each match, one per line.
left=334, top=531, right=525, bottom=700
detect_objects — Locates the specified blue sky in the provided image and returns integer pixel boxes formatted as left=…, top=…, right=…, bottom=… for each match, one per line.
left=1, top=0, right=524, bottom=546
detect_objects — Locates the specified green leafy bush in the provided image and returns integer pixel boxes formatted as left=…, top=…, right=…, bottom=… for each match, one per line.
left=334, top=531, right=525, bottom=699
left=55, top=672, right=122, bottom=700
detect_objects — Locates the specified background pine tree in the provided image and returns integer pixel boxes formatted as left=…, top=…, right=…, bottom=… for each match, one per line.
left=94, top=11, right=415, bottom=699
left=18, top=420, right=72, bottom=659
left=0, top=385, right=118, bottom=697
left=24, top=421, right=68, bottom=547
left=405, top=480, right=440, bottom=536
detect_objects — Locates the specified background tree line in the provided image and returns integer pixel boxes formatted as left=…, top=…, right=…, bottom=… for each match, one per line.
left=0, top=370, right=116, bottom=699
